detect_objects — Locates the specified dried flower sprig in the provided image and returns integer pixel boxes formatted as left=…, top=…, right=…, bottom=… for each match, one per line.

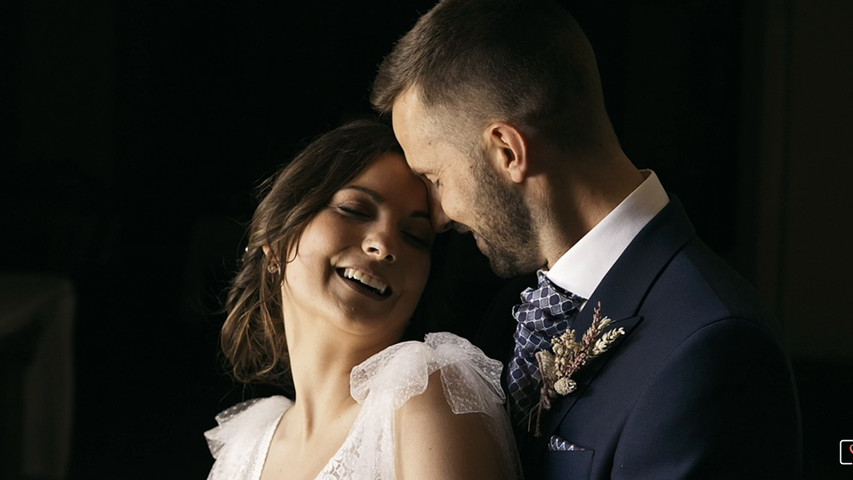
left=529, top=302, right=625, bottom=436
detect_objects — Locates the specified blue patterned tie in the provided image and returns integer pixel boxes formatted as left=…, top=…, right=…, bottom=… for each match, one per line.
left=506, top=271, right=585, bottom=429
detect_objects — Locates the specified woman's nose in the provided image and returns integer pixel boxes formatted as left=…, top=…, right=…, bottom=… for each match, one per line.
left=363, top=228, right=397, bottom=263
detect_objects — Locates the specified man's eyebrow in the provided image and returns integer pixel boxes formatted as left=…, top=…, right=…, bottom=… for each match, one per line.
left=340, top=185, right=431, bottom=220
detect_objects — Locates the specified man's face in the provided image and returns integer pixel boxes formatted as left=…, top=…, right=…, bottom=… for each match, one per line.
left=391, top=89, right=541, bottom=278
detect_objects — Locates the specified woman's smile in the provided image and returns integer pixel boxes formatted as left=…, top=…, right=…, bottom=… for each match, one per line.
left=336, top=267, right=392, bottom=298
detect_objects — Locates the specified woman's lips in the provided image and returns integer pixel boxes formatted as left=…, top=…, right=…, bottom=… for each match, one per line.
left=337, top=267, right=391, bottom=298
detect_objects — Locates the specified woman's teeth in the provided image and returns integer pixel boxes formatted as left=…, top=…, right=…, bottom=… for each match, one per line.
left=342, top=268, right=388, bottom=295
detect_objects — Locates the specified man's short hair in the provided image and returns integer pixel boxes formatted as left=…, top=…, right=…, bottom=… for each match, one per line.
left=371, top=0, right=610, bottom=151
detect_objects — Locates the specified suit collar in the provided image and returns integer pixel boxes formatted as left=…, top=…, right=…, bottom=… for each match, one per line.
left=547, top=170, right=669, bottom=300
left=537, top=196, right=697, bottom=439
left=576, top=196, right=695, bottom=325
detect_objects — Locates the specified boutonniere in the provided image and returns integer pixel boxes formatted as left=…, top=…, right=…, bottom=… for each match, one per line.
left=530, top=302, right=625, bottom=436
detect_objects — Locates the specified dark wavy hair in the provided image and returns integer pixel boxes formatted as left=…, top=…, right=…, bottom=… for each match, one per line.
left=221, top=118, right=405, bottom=389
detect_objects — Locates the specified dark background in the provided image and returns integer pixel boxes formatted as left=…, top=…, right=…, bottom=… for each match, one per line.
left=2, top=0, right=851, bottom=478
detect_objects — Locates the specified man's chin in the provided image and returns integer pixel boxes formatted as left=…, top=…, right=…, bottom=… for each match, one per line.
left=487, top=257, right=522, bottom=279
left=473, top=234, right=533, bottom=278
left=483, top=247, right=541, bottom=279
left=483, top=249, right=523, bottom=279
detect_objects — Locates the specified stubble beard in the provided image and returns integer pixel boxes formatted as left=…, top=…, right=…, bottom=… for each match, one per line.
left=471, top=157, right=541, bottom=278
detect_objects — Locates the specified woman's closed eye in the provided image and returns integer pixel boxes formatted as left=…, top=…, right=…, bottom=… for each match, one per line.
left=335, top=204, right=371, bottom=218
left=403, top=230, right=433, bottom=250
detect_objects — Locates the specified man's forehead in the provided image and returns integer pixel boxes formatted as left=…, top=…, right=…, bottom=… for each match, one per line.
left=391, top=92, right=419, bottom=131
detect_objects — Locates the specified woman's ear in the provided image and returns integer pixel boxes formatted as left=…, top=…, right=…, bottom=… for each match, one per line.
left=484, top=122, right=528, bottom=184
left=262, top=244, right=282, bottom=273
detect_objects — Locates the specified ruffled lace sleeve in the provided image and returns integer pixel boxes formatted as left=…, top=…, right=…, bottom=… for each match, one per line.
left=346, top=332, right=519, bottom=479
left=204, top=396, right=292, bottom=480
left=352, top=332, right=505, bottom=410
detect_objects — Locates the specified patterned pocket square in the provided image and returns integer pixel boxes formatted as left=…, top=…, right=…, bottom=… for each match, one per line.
left=548, top=435, right=587, bottom=452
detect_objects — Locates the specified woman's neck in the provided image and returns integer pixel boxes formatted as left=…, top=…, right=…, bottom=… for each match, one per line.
left=260, top=328, right=368, bottom=480
left=283, top=318, right=388, bottom=441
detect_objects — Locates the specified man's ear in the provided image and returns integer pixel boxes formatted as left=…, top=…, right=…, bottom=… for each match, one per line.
left=483, top=122, right=528, bottom=183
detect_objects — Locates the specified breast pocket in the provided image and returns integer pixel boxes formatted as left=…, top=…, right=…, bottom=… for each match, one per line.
left=542, top=449, right=594, bottom=480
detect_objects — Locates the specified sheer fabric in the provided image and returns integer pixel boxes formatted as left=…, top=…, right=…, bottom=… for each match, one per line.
left=205, top=332, right=518, bottom=479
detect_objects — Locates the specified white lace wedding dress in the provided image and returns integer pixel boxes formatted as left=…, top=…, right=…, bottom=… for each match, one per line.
left=205, top=332, right=518, bottom=479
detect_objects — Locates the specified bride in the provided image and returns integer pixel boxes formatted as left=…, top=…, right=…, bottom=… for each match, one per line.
left=205, top=118, right=519, bottom=479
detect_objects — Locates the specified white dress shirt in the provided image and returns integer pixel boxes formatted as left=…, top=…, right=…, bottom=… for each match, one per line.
left=544, top=170, right=670, bottom=304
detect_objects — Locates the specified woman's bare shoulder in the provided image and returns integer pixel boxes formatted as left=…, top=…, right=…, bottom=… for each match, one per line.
left=395, top=371, right=511, bottom=480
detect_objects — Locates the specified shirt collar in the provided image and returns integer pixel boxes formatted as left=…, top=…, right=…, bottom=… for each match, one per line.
left=543, top=170, right=669, bottom=299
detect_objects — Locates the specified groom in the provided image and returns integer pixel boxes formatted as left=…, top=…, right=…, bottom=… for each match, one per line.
left=372, top=0, right=802, bottom=478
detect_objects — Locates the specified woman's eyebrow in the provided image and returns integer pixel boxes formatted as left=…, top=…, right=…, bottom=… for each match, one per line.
left=341, top=185, right=383, bottom=202
left=341, top=185, right=430, bottom=220
left=411, top=210, right=430, bottom=221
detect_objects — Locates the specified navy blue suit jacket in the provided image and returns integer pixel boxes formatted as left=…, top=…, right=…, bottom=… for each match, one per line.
left=476, top=198, right=802, bottom=479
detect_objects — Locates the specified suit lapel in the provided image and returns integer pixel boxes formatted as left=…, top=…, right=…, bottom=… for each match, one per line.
left=537, top=197, right=698, bottom=440
left=538, top=313, right=642, bottom=436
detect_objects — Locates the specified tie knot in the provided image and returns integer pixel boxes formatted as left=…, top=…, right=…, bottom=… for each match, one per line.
left=517, top=272, right=584, bottom=320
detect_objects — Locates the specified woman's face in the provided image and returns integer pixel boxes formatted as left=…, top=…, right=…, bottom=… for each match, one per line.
left=281, top=152, right=434, bottom=345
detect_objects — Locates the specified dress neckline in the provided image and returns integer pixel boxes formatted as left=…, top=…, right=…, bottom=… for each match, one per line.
left=260, top=397, right=364, bottom=480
